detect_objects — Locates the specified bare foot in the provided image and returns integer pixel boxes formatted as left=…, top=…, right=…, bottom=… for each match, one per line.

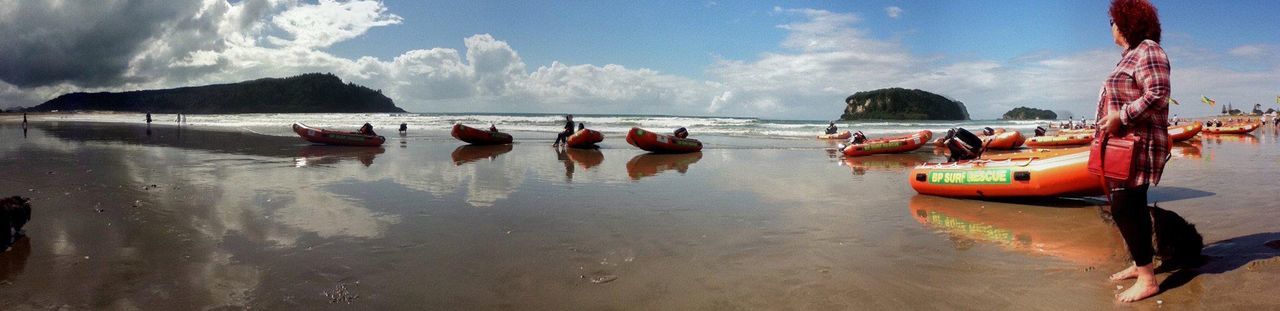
left=1116, top=279, right=1160, bottom=302
left=1109, top=265, right=1137, bottom=281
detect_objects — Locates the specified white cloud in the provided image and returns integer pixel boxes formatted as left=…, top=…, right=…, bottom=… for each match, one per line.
left=885, top=6, right=904, bottom=19
left=1228, top=44, right=1271, bottom=58
left=267, top=0, right=402, bottom=48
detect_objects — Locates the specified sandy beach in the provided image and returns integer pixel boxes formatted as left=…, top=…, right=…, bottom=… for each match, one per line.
left=1, top=117, right=1278, bottom=309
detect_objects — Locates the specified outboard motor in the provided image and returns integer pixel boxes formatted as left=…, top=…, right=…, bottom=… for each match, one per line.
left=1034, top=126, right=1047, bottom=137
left=943, top=127, right=984, bottom=162
left=850, top=131, right=867, bottom=144
left=982, top=127, right=996, bottom=136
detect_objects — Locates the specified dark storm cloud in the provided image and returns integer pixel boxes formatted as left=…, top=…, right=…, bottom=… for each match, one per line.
left=0, top=0, right=202, bottom=88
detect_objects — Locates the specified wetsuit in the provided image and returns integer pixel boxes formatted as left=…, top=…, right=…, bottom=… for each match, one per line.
left=554, top=120, right=574, bottom=145
left=825, top=125, right=838, bottom=135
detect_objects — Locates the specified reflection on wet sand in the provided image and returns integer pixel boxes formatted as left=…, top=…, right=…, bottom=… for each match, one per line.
left=0, top=237, right=31, bottom=282
left=625, top=152, right=703, bottom=180
left=295, top=145, right=385, bottom=167
left=1202, top=133, right=1259, bottom=144
left=908, top=195, right=1124, bottom=265
left=840, top=153, right=936, bottom=175
left=451, top=144, right=513, bottom=165
left=1172, top=141, right=1202, bottom=159
left=565, top=148, right=604, bottom=169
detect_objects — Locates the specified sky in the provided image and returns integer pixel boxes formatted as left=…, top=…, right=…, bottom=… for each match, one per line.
left=1, top=0, right=1278, bottom=120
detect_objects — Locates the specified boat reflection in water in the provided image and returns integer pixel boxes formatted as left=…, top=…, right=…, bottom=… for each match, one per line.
left=1171, top=141, right=1202, bottom=159
left=294, top=146, right=385, bottom=167
left=840, top=153, right=936, bottom=175
left=1202, top=133, right=1259, bottom=145
left=565, top=148, right=604, bottom=169
left=450, top=144, right=513, bottom=165
left=907, top=195, right=1124, bottom=265
left=625, top=152, right=703, bottom=180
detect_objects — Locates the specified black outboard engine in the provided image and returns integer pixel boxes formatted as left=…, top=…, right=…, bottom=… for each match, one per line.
left=943, top=127, right=984, bottom=162
left=1034, top=126, right=1047, bottom=137
left=982, top=127, right=996, bottom=136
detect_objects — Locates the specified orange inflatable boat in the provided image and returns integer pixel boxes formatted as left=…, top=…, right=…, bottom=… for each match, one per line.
left=981, top=131, right=1026, bottom=150
left=293, top=123, right=386, bottom=146
left=1167, top=122, right=1202, bottom=142
left=842, top=130, right=932, bottom=157
left=909, top=147, right=1105, bottom=198
left=817, top=131, right=852, bottom=140
left=625, top=127, right=703, bottom=153
left=1203, top=122, right=1260, bottom=135
left=451, top=124, right=513, bottom=145
left=1024, top=133, right=1092, bottom=147
left=566, top=128, right=605, bottom=148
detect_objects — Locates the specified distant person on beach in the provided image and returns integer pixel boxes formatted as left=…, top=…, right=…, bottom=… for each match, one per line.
left=673, top=127, right=688, bottom=139
left=145, top=112, right=152, bottom=125
left=552, top=115, right=574, bottom=147
left=359, top=123, right=377, bottom=136
left=22, top=113, right=27, bottom=128
left=399, top=123, right=408, bottom=134
left=825, top=122, right=838, bottom=135
left=1095, top=0, right=1171, bottom=303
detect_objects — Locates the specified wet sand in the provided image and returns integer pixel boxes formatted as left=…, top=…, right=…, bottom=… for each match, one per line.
left=1, top=119, right=1278, bottom=309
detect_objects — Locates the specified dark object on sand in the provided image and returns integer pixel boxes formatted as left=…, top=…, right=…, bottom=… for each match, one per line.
left=1, top=196, right=32, bottom=251
left=399, top=123, right=407, bottom=133
left=1151, top=204, right=1205, bottom=270
left=942, top=128, right=984, bottom=162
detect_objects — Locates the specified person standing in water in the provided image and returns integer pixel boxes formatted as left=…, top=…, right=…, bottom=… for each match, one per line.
left=22, top=112, right=27, bottom=129
left=552, top=114, right=575, bottom=147
left=1096, top=0, right=1172, bottom=303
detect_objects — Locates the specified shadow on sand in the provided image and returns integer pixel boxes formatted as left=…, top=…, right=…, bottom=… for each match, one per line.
left=1147, top=186, right=1216, bottom=203
left=1159, top=231, right=1280, bottom=292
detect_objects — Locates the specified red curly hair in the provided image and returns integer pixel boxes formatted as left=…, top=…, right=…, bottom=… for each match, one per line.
left=1109, top=0, right=1161, bottom=48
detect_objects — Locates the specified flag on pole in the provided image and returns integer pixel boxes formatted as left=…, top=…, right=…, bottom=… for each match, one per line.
left=1275, top=95, right=1279, bottom=104
left=1201, top=95, right=1216, bottom=106
left=1168, top=98, right=1180, bottom=105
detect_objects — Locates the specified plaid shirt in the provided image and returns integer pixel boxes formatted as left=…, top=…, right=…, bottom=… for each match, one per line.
left=1095, top=39, right=1171, bottom=188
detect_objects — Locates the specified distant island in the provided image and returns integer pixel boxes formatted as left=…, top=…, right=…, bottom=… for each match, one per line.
left=841, top=88, right=969, bottom=120
left=1001, top=106, right=1057, bottom=120
left=29, top=73, right=405, bottom=113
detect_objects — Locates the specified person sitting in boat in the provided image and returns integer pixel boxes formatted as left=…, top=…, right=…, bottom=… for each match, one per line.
left=552, top=115, right=575, bottom=147
left=825, top=122, right=838, bottom=135
left=848, top=131, right=867, bottom=144
left=359, top=123, right=376, bottom=136
left=1034, top=126, right=1047, bottom=137
left=489, top=123, right=499, bottom=132
left=674, top=127, right=689, bottom=139
left=578, top=123, right=585, bottom=131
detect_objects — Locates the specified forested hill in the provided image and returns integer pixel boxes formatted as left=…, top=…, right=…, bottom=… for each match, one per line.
left=31, top=73, right=405, bottom=113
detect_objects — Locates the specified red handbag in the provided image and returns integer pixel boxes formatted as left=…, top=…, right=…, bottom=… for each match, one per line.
left=1088, top=133, right=1143, bottom=181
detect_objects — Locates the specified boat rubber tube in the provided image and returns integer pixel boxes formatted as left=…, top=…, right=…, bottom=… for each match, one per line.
left=909, top=147, right=1105, bottom=198
left=842, top=130, right=933, bottom=157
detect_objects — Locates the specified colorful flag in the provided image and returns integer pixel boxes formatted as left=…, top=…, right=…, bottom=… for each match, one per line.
left=1168, top=98, right=1180, bottom=105
left=1201, top=95, right=1216, bottom=106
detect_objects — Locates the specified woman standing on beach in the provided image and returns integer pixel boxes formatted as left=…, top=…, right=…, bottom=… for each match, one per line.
left=1095, top=0, right=1170, bottom=303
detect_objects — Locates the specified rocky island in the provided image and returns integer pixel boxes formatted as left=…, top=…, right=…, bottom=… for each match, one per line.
left=1001, top=106, right=1058, bottom=120
left=840, top=88, right=969, bottom=120
left=29, top=73, right=405, bottom=113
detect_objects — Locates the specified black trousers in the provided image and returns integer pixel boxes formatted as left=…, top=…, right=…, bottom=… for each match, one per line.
left=554, top=131, right=571, bottom=144
left=1110, top=184, right=1153, bottom=266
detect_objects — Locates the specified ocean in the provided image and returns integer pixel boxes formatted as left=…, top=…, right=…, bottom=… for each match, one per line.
left=51, top=112, right=1055, bottom=140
